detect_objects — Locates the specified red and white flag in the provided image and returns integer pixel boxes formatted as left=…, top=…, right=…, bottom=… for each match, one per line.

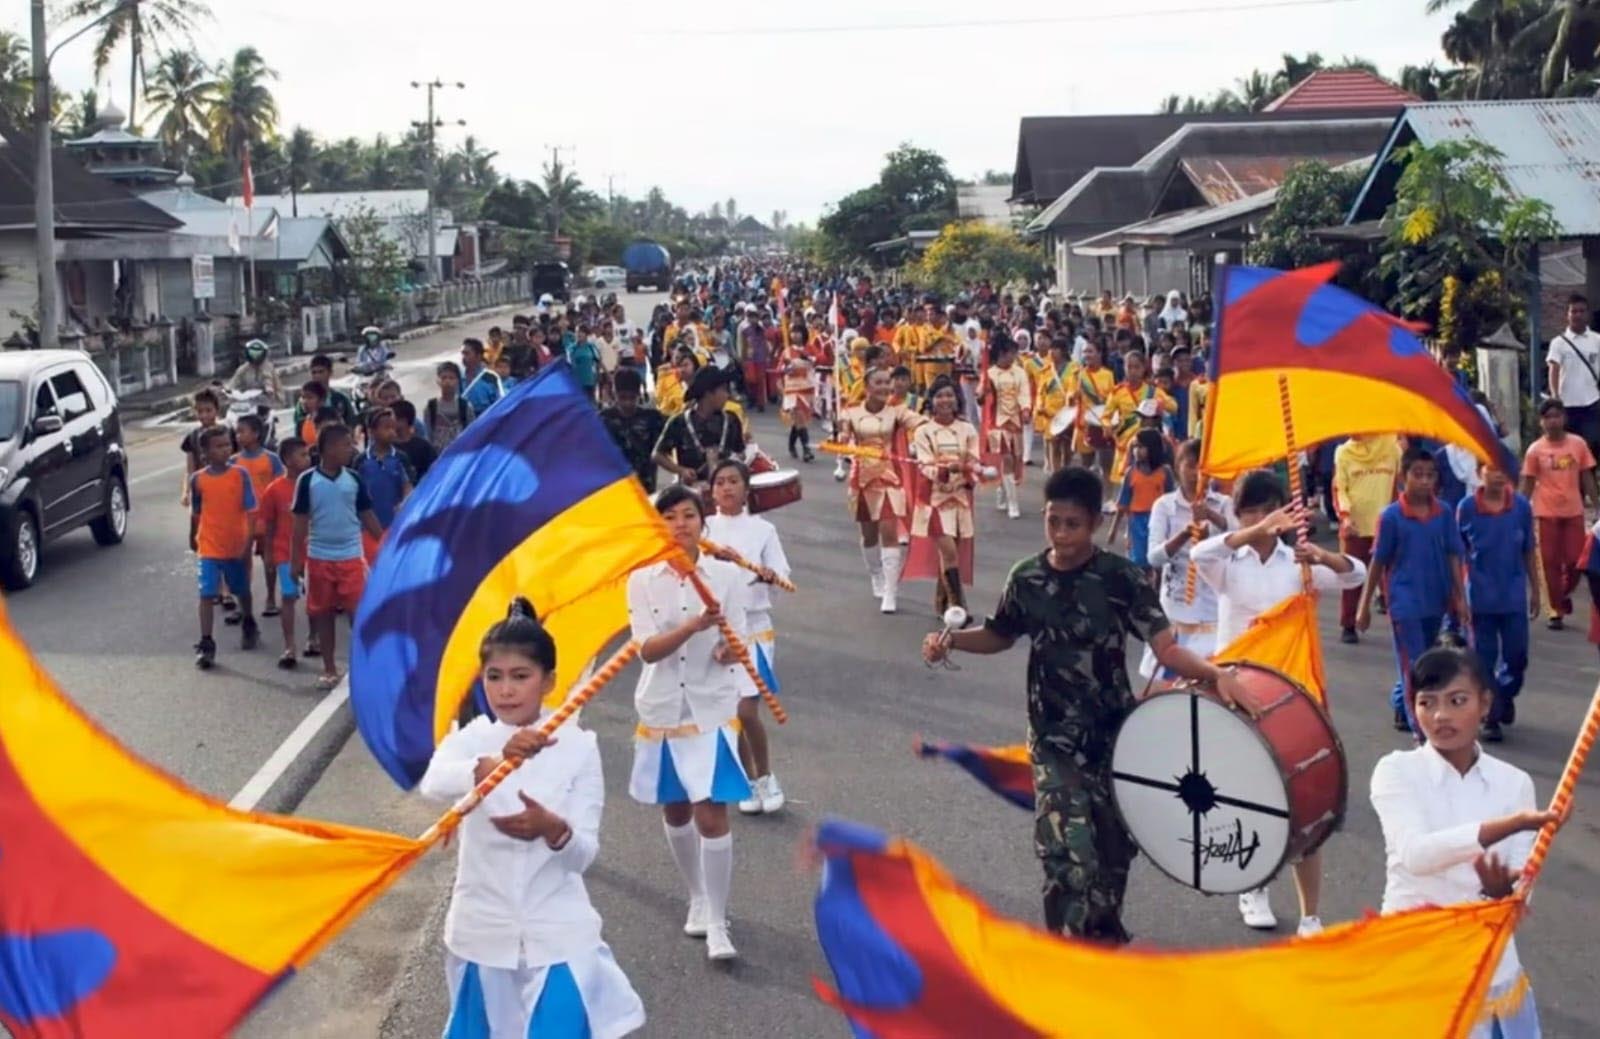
left=241, top=145, right=255, bottom=211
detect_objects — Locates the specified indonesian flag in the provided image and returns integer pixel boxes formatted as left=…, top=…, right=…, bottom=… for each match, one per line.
left=241, top=145, right=255, bottom=211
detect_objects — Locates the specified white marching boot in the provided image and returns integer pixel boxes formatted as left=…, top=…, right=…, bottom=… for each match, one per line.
left=862, top=544, right=885, bottom=599
left=879, top=545, right=902, bottom=614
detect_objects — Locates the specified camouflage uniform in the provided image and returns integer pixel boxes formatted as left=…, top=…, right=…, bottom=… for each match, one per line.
left=986, top=548, right=1171, bottom=943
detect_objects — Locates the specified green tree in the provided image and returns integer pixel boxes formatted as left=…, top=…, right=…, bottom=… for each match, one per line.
left=879, top=143, right=957, bottom=222
left=338, top=205, right=410, bottom=324
left=60, top=0, right=212, bottom=129
left=145, top=49, right=216, bottom=168
left=1247, top=161, right=1366, bottom=269
left=1377, top=138, right=1560, bottom=337
left=207, top=46, right=278, bottom=162
left=284, top=126, right=317, bottom=216
left=0, top=30, right=31, bottom=127
left=818, top=186, right=901, bottom=260
left=59, top=88, right=100, bottom=139
left=914, top=223, right=1045, bottom=296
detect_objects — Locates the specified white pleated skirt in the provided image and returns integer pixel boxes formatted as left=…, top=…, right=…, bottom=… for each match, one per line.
left=443, top=946, right=644, bottom=1039
left=629, top=722, right=752, bottom=805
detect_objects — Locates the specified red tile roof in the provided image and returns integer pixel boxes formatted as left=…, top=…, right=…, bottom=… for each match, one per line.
left=1264, top=69, right=1418, bottom=112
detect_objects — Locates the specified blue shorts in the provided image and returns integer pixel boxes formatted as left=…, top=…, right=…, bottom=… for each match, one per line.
left=276, top=562, right=302, bottom=601
left=1128, top=511, right=1152, bottom=567
left=197, top=558, right=249, bottom=600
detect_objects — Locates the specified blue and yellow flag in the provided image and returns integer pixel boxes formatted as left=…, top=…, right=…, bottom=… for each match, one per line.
left=0, top=601, right=424, bottom=1038
left=351, top=362, right=678, bottom=788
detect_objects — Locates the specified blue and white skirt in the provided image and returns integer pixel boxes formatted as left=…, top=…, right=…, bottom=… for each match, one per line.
left=741, top=626, right=778, bottom=700
left=443, top=946, right=644, bottom=1039
left=629, top=721, right=751, bottom=805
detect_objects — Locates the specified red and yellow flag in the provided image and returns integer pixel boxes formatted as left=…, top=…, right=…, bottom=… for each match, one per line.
left=1214, top=590, right=1328, bottom=705
left=814, top=820, right=1517, bottom=1038
left=0, top=603, right=425, bottom=1037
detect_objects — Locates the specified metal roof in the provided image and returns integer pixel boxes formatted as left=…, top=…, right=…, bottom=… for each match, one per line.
left=1180, top=153, right=1366, bottom=205
left=1265, top=70, right=1419, bottom=113
left=1347, top=99, right=1600, bottom=235
left=140, top=187, right=279, bottom=240
left=267, top=217, right=350, bottom=265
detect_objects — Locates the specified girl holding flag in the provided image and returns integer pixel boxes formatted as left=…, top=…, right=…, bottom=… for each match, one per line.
left=705, top=459, right=793, bottom=817
left=420, top=599, right=646, bottom=1037
left=626, top=486, right=753, bottom=962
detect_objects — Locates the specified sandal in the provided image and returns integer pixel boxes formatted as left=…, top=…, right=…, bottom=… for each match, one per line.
left=314, top=672, right=342, bottom=691
left=262, top=605, right=281, bottom=617
left=303, top=642, right=321, bottom=658
left=277, top=650, right=298, bottom=670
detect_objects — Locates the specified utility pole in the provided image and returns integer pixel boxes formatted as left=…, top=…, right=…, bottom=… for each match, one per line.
left=544, top=143, right=576, bottom=238
left=411, top=78, right=465, bottom=285
left=30, top=0, right=132, bottom=350
left=30, top=1, right=56, bottom=349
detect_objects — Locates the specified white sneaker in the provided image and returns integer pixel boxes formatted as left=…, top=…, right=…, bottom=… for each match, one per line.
left=760, top=773, right=786, bottom=813
left=1296, top=916, right=1324, bottom=938
left=705, top=921, right=738, bottom=961
left=1101, top=499, right=1117, bottom=515
left=738, top=781, right=763, bottom=815
left=833, top=461, right=848, bottom=482
left=1238, top=889, right=1278, bottom=930
left=683, top=897, right=709, bottom=938
left=880, top=585, right=898, bottom=614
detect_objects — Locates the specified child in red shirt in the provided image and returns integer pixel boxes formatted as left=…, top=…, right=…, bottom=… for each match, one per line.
left=259, top=436, right=310, bottom=669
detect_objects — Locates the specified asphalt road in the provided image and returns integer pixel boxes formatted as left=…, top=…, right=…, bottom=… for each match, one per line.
left=11, top=293, right=1600, bottom=1038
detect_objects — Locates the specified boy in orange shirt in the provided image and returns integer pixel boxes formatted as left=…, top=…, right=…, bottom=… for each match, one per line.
left=231, top=413, right=284, bottom=616
left=189, top=426, right=258, bottom=669
left=1521, top=399, right=1599, bottom=629
left=259, top=436, right=310, bottom=669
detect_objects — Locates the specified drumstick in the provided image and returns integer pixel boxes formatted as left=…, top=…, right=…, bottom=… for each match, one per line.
left=415, top=639, right=641, bottom=847
left=700, top=538, right=798, bottom=593
left=677, top=561, right=789, bottom=725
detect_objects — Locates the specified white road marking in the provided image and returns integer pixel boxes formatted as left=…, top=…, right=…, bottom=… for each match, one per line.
left=229, top=678, right=350, bottom=810
left=129, top=461, right=186, bottom=486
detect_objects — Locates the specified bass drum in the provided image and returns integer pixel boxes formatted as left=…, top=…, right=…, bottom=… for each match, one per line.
left=1109, top=663, right=1346, bottom=895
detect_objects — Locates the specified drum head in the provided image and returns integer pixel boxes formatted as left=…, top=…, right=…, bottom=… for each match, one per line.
left=750, top=470, right=798, bottom=488
left=1049, top=406, right=1078, bottom=437
left=1111, top=691, right=1290, bottom=894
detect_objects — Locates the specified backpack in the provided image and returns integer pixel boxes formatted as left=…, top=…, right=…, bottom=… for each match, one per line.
left=425, top=396, right=470, bottom=431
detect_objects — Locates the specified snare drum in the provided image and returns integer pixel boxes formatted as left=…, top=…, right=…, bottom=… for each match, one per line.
left=1110, top=663, right=1346, bottom=894
left=748, top=470, right=802, bottom=514
left=1048, top=405, right=1079, bottom=438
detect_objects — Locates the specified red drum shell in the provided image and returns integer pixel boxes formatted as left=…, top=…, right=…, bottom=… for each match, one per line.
left=748, top=470, right=802, bottom=514
left=749, top=451, right=779, bottom=475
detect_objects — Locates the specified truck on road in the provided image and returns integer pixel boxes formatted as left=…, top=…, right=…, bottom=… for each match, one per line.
left=623, top=241, right=672, bottom=293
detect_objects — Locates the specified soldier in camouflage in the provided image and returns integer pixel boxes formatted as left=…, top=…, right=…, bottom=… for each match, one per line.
left=924, top=466, right=1248, bottom=942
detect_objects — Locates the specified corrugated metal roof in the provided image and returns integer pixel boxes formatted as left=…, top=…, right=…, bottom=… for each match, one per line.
left=1180, top=153, right=1366, bottom=205
left=1265, top=70, right=1418, bottom=112
left=1351, top=99, right=1600, bottom=236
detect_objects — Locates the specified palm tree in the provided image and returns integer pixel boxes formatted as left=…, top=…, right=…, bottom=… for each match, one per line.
left=60, top=88, right=100, bottom=138
left=0, top=29, right=32, bottom=127
left=59, top=0, right=211, bottom=129
left=145, top=49, right=215, bottom=168
left=1512, top=0, right=1600, bottom=94
left=1236, top=69, right=1277, bottom=110
left=285, top=126, right=317, bottom=216
left=535, top=156, right=589, bottom=235
left=207, top=46, right=278, bottom=164
left=457, top=135, right=499, bottom=190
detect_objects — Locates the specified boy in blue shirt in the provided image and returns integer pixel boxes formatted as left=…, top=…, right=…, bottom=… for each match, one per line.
left=459, top=338, right=502, bottom=416
left=1457, top=463, right=1539, bottom=742
left=355, top=407, right=415, bottom=563
left=1356, top=445, right=1471, bottom=736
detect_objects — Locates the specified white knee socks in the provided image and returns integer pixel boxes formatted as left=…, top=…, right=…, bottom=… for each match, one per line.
left=700, top=832, right=734, bottom=926
left=861, top=543, right=884, bottom=598
left=1023, top=424, right=1036, bottom=464
left=664, top=819, right=704, bottom=901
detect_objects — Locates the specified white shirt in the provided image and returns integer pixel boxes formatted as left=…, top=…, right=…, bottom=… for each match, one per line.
left=418, top=715, right=604, bottom=969
left=703, top=510, right=790, bottom=618
left=1191, top=534, right=1367, bottom=648
left=1548, top=327, right=1600, bottom=408
left=1147, top=489, right=1235, bottom=625
left=627, top=557, right=748, bottom=730
left=1369, top=744, right=1536, bottom=987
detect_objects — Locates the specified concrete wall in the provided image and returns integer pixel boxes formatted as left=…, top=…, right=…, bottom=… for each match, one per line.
left=0, top=234, right=40, bottom=339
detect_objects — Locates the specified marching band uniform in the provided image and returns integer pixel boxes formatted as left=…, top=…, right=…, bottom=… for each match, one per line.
left=911, top=416, right=981, bottom=615
left=626, top=556, right=752, bottom=955
left=1141, top=484, right=1235, bottom=678
left=840, top=400, right=925, bottom=612
left=420, top=715, right=645, bottom=1038
left=1107, top=378, right=1177, bottom=482
left=1018, top=349, right=1051, bottom=467
left=1069, top=362, right=1117, bottom=461
left=654, top=366, right=686, bottom=419
left=780, top=346, right=817, bottom=426
left=704, top=508, right=792, bottom=815
left=985, top=362, right=1032, bottom=518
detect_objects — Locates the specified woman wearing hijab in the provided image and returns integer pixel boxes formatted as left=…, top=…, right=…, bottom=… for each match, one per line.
left=1158, top=290, right=1188, bottom=332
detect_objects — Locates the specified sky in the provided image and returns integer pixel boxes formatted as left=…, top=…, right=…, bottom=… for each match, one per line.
left=29, top=0, right=1457, bottom=224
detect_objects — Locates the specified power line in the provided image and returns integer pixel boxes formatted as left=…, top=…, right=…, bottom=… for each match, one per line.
left=652, top=0, right=1363, bottom=36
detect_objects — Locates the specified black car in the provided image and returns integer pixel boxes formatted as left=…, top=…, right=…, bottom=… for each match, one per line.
left=0, top=350, right=130, bottom=589
left=530, top=261, right=572, bottom=302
